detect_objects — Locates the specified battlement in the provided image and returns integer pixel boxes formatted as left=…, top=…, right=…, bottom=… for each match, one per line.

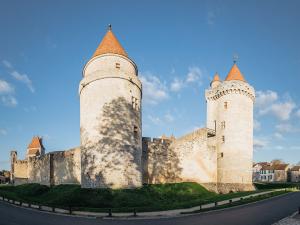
left=142, top=137, right=174, bottom=145
left=205, top=80, right=255, bottom=101
left=15, top=159, right=28, bottom=164
left=175, top=128, right=208, bottom=142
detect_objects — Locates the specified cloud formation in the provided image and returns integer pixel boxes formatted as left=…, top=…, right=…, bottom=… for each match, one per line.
left=170, top=66, right=204, bottom=93
left=2, top=60, right=35, bottom=93
left=253, top=137, right=268, bottom=150
left=0, top=79, right=14, bottom=94
left=0, top=79, right=17, bottom=107
left=256, top=90, right=296, bottom=121
left=140, top=73, right=168, bottom=105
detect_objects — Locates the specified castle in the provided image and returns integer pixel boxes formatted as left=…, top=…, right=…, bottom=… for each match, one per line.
left=10, top=26, right=255, bottom=193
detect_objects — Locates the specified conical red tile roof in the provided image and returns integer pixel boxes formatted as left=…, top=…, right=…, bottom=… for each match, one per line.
left=92, top=26, right=128, bottom=58
left=225, top=64, right=246, bottom=82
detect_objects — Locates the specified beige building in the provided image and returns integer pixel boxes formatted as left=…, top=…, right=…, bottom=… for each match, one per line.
left=290, top=166, right=300, bottom=182
left=258, top=163, right=290, bottom=182
left=10, top=25, right=256, bottom=193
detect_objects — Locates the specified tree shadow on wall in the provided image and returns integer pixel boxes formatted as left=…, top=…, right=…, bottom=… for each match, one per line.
left=81, top=97, right=141, bottom=188
left=146, top=141, right=182, bottom=184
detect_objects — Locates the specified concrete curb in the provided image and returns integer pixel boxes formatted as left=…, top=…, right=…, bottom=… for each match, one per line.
left=0, top=189, right=293, bottom=219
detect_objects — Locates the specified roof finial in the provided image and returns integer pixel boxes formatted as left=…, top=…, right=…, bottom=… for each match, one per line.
left=233, top=53, right=239, bottom=64
left=108, top=24, right=112, bottom=31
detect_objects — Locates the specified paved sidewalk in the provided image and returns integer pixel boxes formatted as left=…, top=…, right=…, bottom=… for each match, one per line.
left=273, top=212, right=300, bottom=225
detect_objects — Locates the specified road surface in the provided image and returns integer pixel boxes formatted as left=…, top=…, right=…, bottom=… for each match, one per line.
left=1, top=192, right=300, bottom=225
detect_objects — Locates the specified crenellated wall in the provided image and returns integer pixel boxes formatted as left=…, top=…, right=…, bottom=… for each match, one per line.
left=12, top=147, right=81, bottom=186
left=52, top=148, right=81, bottom=185
left=142, top=128, right=217, bottom=190
left=27, top=154, right=51, bottom=185
left=14, top=160, right=28, bottom=185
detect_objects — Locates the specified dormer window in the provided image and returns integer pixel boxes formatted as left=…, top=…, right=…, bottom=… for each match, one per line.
left=116, top=63, right=120, bottom=69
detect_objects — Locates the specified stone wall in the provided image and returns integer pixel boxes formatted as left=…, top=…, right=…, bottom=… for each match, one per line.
left=52, top=148, right=81, bottom=185
left=142, top=128, right=217, bottom=187
left=14, top=160, right=28, bottom=185
left=171, top=129, right=217, bottom=185
left=27, top=155, right=51, bottom=185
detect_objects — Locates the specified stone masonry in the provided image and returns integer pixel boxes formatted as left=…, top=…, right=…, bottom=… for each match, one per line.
left=10, top=26, right=255, bottom=193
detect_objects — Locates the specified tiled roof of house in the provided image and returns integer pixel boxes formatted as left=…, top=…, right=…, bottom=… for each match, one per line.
left=291, top=166, right=300, bottom=171
left=225, top=63, right=246, bottom=82
left=92, top=25, right=128, bottom=58
left=260, top=163, right=289, bottom=171
left=272, top=164, right=289, bottom=170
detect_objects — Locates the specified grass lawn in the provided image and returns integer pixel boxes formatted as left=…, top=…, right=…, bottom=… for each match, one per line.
left=0, top=182, right=291, bottom=212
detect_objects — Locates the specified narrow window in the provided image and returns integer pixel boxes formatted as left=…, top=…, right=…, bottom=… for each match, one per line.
left=220, top=152, right=224, bottom=158
left=131, top=96, right=139, bottom=110
left=134, top=126, right=138, bottom=137
left=116, top=63, right=120, bottom=69
left=222, top=135, right=225, bottom=143
left=224, top=101, right=228, bottom=109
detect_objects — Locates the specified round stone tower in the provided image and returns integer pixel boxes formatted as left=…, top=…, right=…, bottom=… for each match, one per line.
left=79, top=25, right=142, bottom=189
left=205, top=63, right=255, bottom=193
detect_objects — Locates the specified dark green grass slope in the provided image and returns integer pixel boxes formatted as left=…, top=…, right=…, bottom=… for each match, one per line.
left=0, top=182, right=269, bottom=212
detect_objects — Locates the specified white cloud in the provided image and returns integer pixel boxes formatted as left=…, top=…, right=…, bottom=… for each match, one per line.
left=253, top=137, right=268, bottom=150
left=0, top=80, right=14, bottom=94
left=260, top=101, right=296, bottom=121
left=275, top=123, right=299, bottom=133
left=140, top=74, right=168, bottom=105
left=170, top=66, right=205, bottom=93
left=274, top=132, right=283, bottom=139
left=0, top=129, right=7, bottom=135
left=164, top=112, right=174, bottom=122
left=186, top=66, right=203, bottom=84
left=0, top=79, right=17, bottom=107
left=147, top=115, right=161, bottom=125
left=10, top=71, right=34, bottom=93
left=254, top=119, right=261, bottom=130
left=255, top=90, right=278, bottom=108
left=170, top=78, right=184, bottom=92
left=2, top=60, right=35, bottom=93
left=256, top=90, right=295, bottom=121
left=2, top=60, right=12, bottom=69
left=1, top=96, right=17, bottom=107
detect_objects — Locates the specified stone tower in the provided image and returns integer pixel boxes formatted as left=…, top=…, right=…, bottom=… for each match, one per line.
left=10, top=150, right=17, bottom=184
left=205, top=63, right=255, bottom=192
left=79, top=25, right=142, bottom=189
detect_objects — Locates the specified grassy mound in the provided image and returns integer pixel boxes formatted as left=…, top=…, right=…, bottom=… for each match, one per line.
left=0, top=182, right=262, bottom=212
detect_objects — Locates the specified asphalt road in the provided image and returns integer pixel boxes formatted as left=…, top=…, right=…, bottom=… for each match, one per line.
left=1, top=192, right=300, bottom=225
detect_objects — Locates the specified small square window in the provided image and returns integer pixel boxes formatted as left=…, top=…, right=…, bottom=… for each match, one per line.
left=116, top=63, right=120, bottom=69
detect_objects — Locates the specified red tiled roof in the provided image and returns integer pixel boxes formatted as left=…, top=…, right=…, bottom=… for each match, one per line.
left=225, top=63, right=246, bottom=82
left=92, top=25, right=127, bottom=58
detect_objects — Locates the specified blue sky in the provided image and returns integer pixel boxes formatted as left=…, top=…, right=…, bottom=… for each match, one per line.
left=0, top=0, right=300, bottom=170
